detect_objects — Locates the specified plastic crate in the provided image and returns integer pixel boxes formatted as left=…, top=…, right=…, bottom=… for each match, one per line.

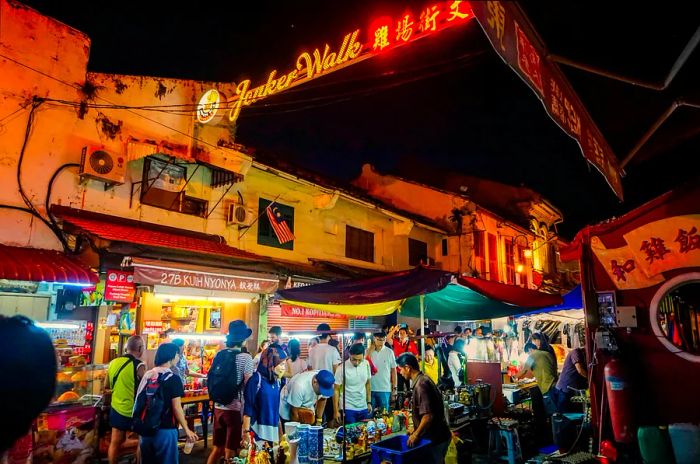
left=370, top=435, right=432, bottom=464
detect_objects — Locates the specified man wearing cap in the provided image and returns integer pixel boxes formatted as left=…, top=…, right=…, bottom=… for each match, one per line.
left=279, top=370, right=335, bottom=426
left=397, top=353, right=451, bottom=463
left=308, top=323, right=341, bottom=423
left=206, top=320, right=254, bottom=464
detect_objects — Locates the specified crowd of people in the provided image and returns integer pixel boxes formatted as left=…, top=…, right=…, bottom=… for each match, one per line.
left=0, top=314, right=587, bottom=464
left=100, top=321, right=458, bottom=463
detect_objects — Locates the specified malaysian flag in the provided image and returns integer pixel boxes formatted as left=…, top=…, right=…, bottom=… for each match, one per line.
left=266, top=203, right=295, bottom=244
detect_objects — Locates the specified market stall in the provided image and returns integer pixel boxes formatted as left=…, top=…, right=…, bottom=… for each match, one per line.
left=277, top=265, right=562, bottom=462
left=560, top=182, right=700, bottom=462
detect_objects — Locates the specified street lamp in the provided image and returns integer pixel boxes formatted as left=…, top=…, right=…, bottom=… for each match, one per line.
left=512, top=234, right=532, bottom=258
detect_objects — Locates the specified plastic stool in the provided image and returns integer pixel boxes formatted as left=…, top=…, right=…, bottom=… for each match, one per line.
left=488, top=419, right=523, bottom=464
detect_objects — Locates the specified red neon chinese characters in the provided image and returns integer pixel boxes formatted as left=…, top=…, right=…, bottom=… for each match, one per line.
left=447, top=1, right=472, bottom=21
left=373, top=25, right=391, bottom=50
left=396, top=14, right=415, bottom=42
left=676, top=227, right=700, bottom=253
left=640, top=237, right=670, bottom=263
left=419, top=5, right=441, bottom=32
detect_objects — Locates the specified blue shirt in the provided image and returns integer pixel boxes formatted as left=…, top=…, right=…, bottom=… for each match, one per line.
left=243, top=372, right=281, bottom=442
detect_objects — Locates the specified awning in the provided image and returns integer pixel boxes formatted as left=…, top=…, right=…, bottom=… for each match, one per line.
left=520, top=285, right=583, bottom=316
left=53, top=206, right=264, bottom=261
left=0, top=244, right=97, bottom=284
left=279, top=266, right=562, bottom=320
left=400, top=280, right=562, bottom=321
left=277, top=266, right=454, bottom=305
left=130, top=257, right=279, bottom=294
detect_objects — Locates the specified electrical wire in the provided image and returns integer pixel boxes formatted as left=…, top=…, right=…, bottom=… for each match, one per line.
left=46, top=163, right=80, bottom=227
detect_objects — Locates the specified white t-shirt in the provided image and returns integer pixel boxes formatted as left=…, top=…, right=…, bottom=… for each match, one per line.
left=308, top=343, right=341, bottom=373
left=279, top=370, right=323, bottom=420
left=334, top=359, right=371, bottom=411
left=448, top=351, right=463, bottom=387
left=370, top=346, right=396, bottom=393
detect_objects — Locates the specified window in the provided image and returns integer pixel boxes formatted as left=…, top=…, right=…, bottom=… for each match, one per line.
left=505, top=240, right=515, bottom=285
left=345, top=226, right=374, bottom=262
left=473, top=231, right=486, bottom=277
left=441, top=238, right=448, bottom=257
left=652, top=276, right=700, bottom=363
left=258, top=198, right=295, bottom=250
left=141, top=157, right=209, bottom=217
left=518, top=246, right=529, bottom=288
left=487, top=233, right=499, bottom=281
left=409, top=238, right=429, bottom=266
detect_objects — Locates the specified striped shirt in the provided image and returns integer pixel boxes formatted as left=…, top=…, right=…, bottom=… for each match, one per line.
left=215, top=350, right=254, bottom=411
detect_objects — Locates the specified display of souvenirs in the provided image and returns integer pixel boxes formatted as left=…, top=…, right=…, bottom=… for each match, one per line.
left=330, top=410, right=411, bottom=459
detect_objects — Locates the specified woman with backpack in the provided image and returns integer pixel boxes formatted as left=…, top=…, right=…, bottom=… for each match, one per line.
left=135, top=343, right=197, bottom=464
left=242, top=345, right=288, bottom=446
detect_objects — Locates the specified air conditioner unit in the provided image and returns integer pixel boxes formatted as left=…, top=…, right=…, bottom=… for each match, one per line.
left=80, top=146, right=126, bottom=184
left=226, top=202, right=252, bottom=226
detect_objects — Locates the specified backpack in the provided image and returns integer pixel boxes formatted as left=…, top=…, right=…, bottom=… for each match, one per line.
left=207, top=349, right=241, bottom=405
left=132, top=372, right=171, bottom=437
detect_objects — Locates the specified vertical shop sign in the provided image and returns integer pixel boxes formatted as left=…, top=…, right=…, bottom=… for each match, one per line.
left=470, top=1, right=624, bottom=200
left=105, top=270, right=136, bottom=302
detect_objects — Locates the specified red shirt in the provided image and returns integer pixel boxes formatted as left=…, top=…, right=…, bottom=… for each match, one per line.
left=391, top=337, right=418, bottom=358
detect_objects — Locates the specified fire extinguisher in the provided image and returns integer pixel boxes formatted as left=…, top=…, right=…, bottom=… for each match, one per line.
left=604, top=358, right=635, bottom=443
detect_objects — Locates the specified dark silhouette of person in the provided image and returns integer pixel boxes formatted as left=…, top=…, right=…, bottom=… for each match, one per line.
left=0, top=316, right=57, bottom=453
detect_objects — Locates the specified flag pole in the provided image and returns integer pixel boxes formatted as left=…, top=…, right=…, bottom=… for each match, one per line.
left=237, top=193, right=282, bottom=240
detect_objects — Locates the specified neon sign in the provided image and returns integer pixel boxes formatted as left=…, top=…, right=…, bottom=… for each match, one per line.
left=197, top=1, right=474, bottom=125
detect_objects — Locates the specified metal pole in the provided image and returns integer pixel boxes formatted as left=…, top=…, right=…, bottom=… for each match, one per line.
left=420, top=294, right=425, bottom=371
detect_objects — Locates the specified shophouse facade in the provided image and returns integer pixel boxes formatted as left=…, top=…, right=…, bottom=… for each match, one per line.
left=353, top=164, right=569, bottom=292
left=0, top=0, right=448, bottom=355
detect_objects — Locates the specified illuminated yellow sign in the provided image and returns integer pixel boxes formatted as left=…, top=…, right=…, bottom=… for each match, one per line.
left=198, top=2, right=474, bottom=126
left=227, top=29, right=363, bottom=124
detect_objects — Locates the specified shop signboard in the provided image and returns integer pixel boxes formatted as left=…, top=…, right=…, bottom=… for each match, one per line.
left=470, top=1, right=624, bottom=200
left=196, top=1, right=475, bottom=126
left=133, top=264, right=279, bottom=294
left=105, top=270, right=135, bottom=302
left=591, top=214, right=700, bottom=290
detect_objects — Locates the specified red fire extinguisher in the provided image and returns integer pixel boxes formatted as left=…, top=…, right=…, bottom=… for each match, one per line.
left=604, top=358, right=635, bottom=443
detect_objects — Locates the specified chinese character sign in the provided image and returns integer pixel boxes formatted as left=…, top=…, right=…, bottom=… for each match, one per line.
left=470, top=1, right=624, bottom=200
left=592, top=215, right=700, bottom=289
left=199, top=2, right=474, bottom=127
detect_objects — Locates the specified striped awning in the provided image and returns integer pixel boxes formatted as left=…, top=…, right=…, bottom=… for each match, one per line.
left=0, top=244, right=97, bottom=284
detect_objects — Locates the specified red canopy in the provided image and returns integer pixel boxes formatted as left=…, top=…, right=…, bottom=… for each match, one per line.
left=458, top=276, right=562, bottom=308
left=0, top=245, right=97, bottom=283
left=53, top=206, right=264, bottom=261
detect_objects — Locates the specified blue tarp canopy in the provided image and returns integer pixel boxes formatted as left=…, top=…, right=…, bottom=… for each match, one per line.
left=519, top=285, right=583, bottom=316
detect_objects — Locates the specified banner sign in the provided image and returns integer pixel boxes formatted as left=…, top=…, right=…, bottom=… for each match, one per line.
left=281, top=304, right=350, bottom=319
left=470, top=1, right=624, bottom=200
left=196, top=1, right=475, bottom=126
left=592, top=215, right=700, bottom=289
left=133, top=264, right=279, bottom=294
left=105, top=270, right=135, bottom=302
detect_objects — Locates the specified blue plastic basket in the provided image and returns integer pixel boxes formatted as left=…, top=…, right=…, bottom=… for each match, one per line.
left=370, top=435, right=432, bottom=464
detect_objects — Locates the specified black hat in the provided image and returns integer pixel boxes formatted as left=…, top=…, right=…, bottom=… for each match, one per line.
left=227, top=320, right=252, bottom=342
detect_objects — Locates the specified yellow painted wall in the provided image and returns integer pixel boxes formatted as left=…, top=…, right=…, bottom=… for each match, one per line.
left=0, top=0, right=443, bottom=275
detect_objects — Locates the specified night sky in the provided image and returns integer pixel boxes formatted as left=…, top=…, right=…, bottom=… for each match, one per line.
left=18, top=1, right=700, bottom=238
